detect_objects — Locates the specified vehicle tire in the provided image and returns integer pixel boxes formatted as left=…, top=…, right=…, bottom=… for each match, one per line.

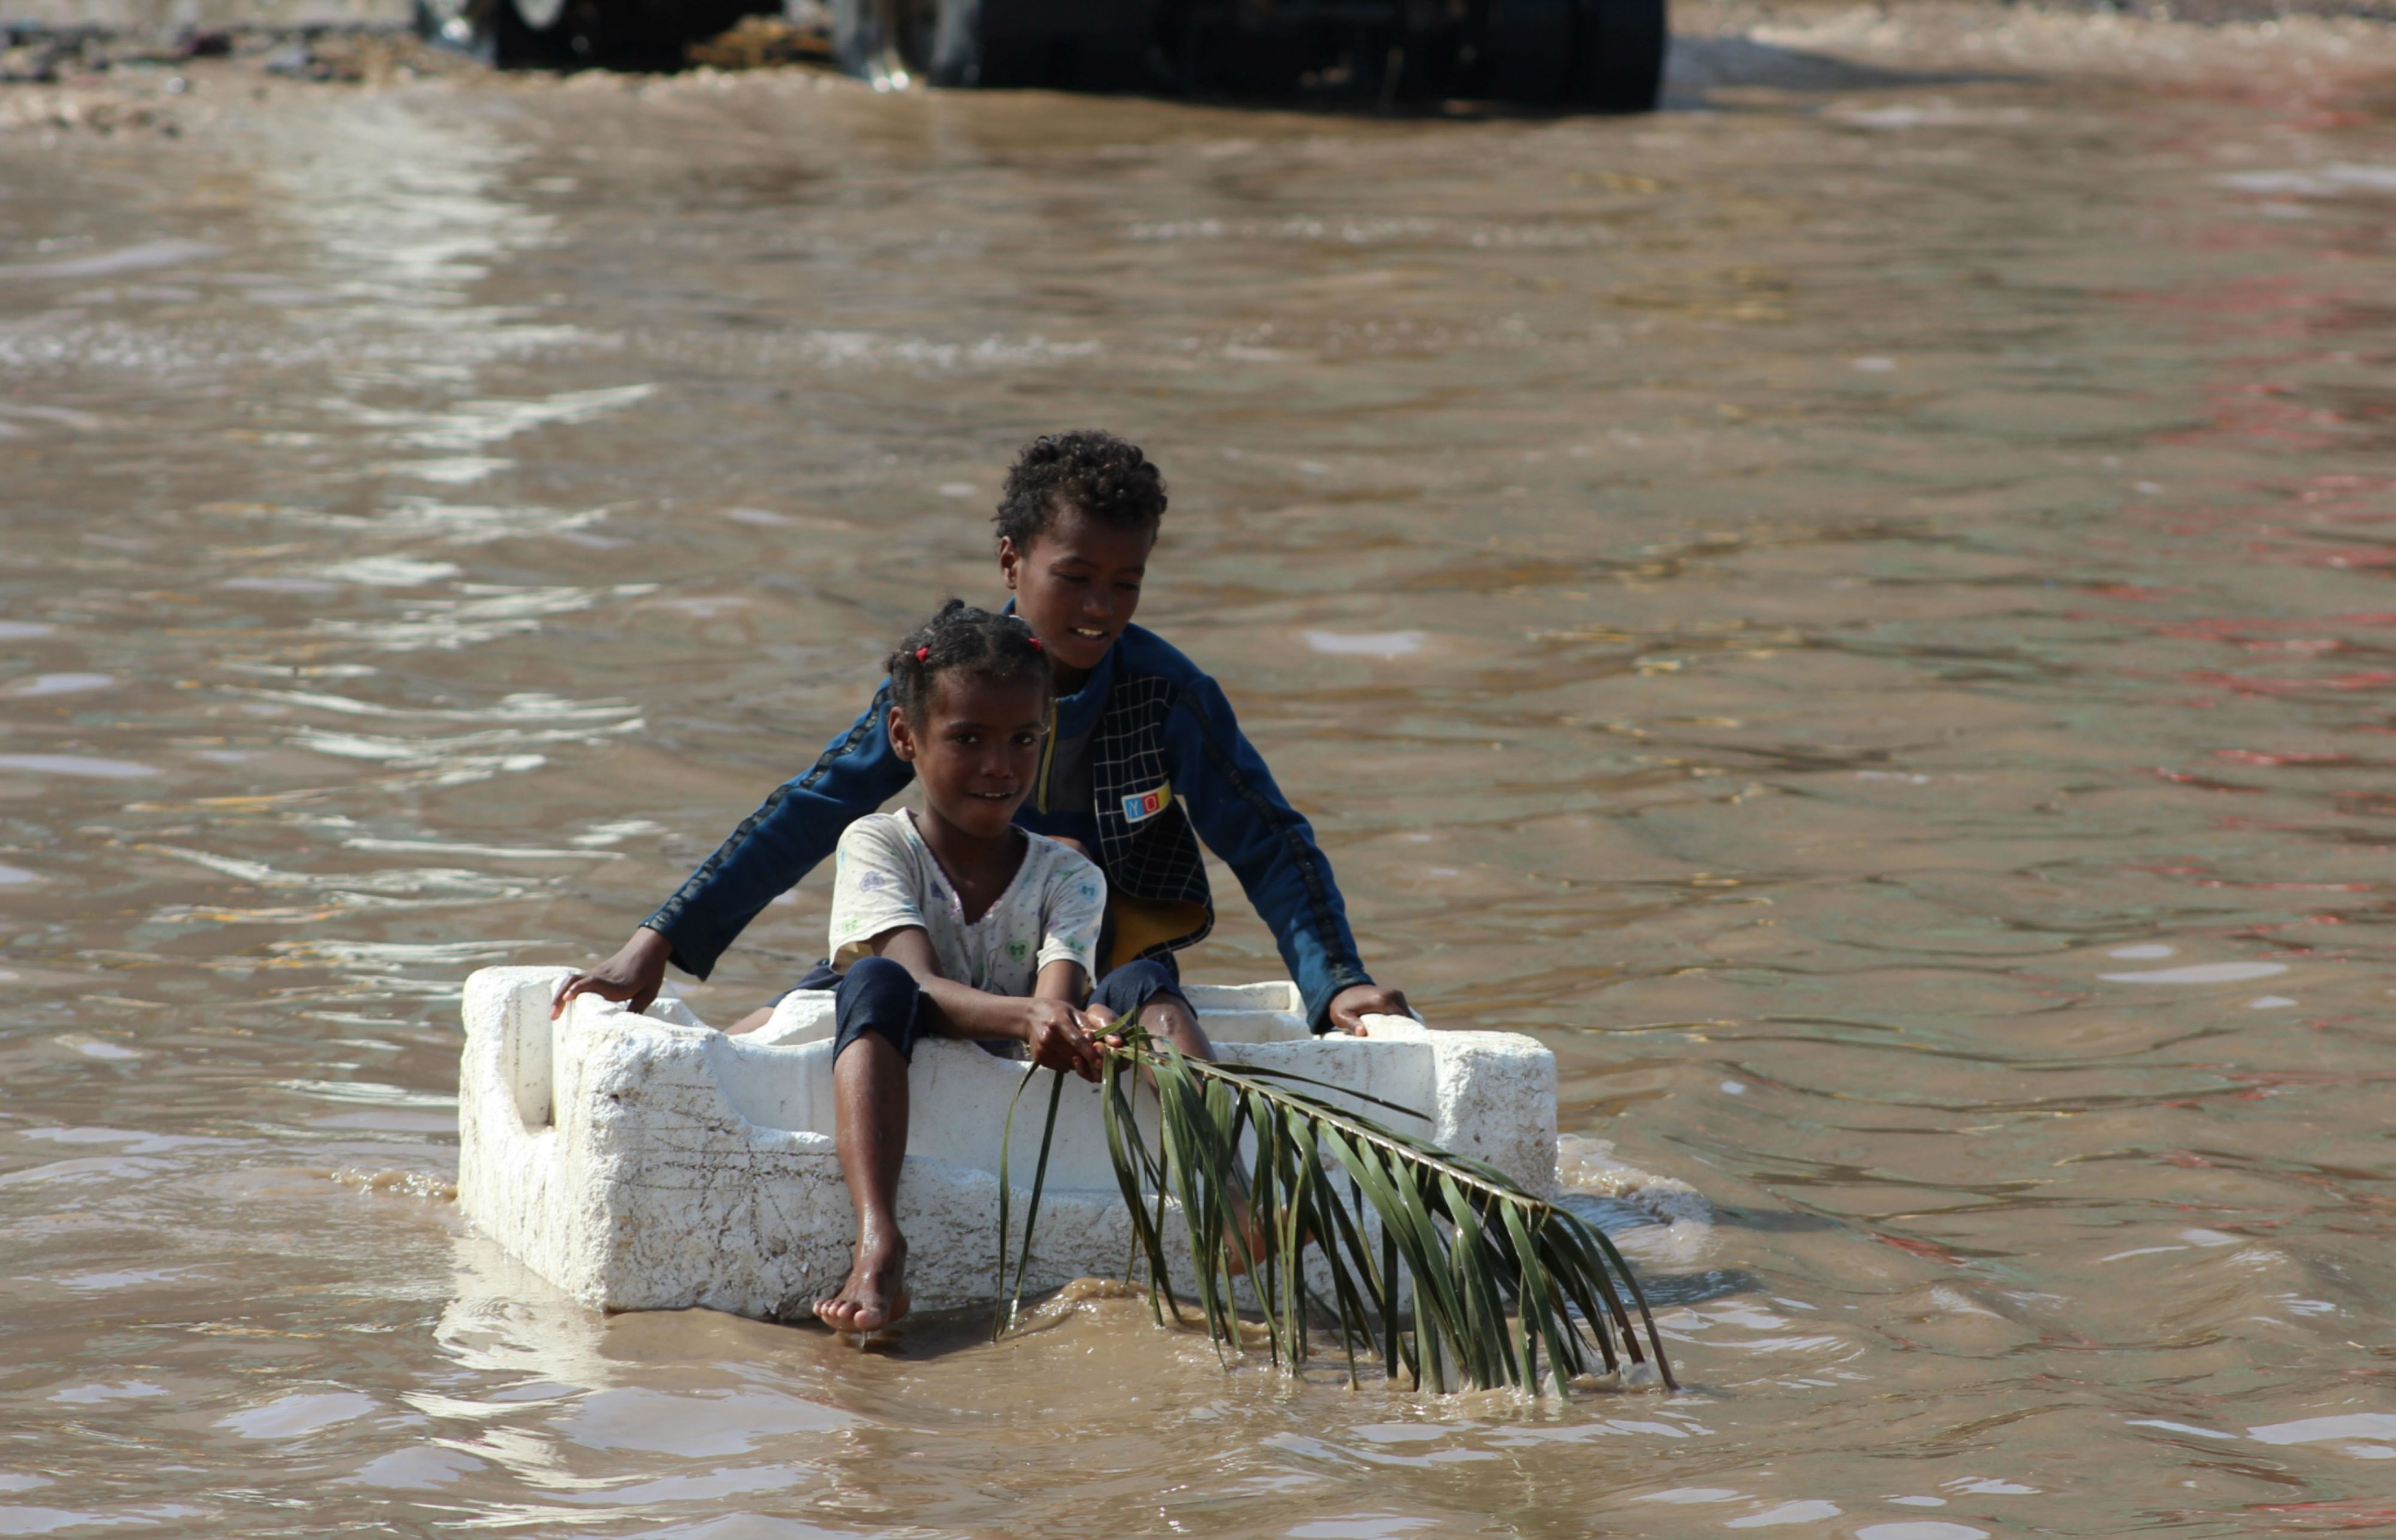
left=1571, top=0, right=1666, bottom=111
left=1486, top=0, right=1575, bottom=105
left=553, top=0, right=767, bottom=66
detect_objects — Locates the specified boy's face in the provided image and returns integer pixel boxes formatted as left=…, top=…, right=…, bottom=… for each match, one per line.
left=888, top=674, right=1050, bottom=843
left=999, top=505, right=1154, bottom=683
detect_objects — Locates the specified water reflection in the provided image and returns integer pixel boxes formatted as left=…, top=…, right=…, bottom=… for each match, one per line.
left=4, top=18, right=2396, bottom=1539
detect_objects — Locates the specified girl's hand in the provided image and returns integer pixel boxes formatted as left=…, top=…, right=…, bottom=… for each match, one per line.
left=552, top=927, right=674, bottom=1020
left=1080, top=999, right=1127, bottom=1049
left=1020, top=999, right=1107, bottom=1081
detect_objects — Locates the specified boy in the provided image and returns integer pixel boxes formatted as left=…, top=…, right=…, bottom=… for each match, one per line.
left=555, top=432, right=1412, bottom=1315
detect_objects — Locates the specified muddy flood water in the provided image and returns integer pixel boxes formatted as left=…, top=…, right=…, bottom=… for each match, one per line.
left=7, top=10, right=2396, bottom=1535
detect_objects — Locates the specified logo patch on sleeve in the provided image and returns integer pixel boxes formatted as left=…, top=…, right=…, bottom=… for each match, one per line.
left=1120, top=783, right=1172, bottom=825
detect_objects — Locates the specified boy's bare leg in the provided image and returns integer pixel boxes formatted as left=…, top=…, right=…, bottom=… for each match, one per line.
left=1132, top=996, right=1214, bottom=1061
left=726, top=1006, right=772, bottom=1035
left=815, top=1034, right=911, bottom=1333
left=1121, top=997, right=1275, bottom=1273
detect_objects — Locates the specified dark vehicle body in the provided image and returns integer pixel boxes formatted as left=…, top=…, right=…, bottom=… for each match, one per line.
left=419, top=0, right=1665, bottom=111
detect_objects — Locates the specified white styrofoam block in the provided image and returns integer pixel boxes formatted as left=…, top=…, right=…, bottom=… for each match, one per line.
left=456, top=967, right=1559, bottom=1317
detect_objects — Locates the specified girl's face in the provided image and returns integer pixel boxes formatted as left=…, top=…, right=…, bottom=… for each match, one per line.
left=998, top=506, right=1154, bottom=686
left=887, top=672, right=1051, bottom=843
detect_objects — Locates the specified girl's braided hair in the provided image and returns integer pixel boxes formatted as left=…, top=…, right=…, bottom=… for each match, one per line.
left=886, top=599, right=1052, bottom=724
left=994, top=429, right=1166, bottom=550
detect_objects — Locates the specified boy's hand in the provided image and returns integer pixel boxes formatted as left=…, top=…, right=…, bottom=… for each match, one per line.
left=1020, top=999, right=1108, bottom=1081
left=1326, top=984, right=1415, bottom=1037
left=552, top=926, right=674, bottom=1020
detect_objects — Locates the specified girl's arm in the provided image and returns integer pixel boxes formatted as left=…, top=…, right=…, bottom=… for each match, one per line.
left=1031, top=957, right=1088, bottom=1003
left=863, top=927, right=1105, bottom=1079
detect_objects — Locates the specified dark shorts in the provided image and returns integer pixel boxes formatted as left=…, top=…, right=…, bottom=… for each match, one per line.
left=1084, top=956, right=1193, bottom=1031
left=790, top=955, right=1195, bottom=1063
left=824, top=955, right=933, bottom=1063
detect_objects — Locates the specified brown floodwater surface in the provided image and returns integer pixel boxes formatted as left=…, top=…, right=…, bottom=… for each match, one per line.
left=7, top=19, right=2396, bottom=1535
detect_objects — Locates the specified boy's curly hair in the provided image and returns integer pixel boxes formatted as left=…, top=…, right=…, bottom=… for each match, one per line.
left=993, top=430, right=1167, bottom=550
left=886, top=599, right=1053, bottom=725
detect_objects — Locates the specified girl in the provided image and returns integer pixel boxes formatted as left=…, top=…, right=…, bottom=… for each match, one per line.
left=787, top=601, right=1214, bottom=1335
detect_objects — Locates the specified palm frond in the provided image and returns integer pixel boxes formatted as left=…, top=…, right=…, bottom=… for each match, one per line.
left=993, top=1028, right=1675, bottom=1396
left=991, top=1062, right=1068, bottom=1339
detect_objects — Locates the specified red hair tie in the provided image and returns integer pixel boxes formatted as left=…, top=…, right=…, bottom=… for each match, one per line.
left=915, top=646, right=930, bottom=661
left=1028, top=637, right=1042, bottom=653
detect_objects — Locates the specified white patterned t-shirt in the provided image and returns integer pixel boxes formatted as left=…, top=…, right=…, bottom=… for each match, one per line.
left=828, top=810, right=1105, bottom=996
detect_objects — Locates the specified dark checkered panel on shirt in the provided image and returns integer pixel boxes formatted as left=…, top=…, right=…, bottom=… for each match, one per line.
left=1090, top=673, right=1210, bottom=911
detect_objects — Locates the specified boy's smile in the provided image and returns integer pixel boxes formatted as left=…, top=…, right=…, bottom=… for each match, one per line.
left=998, top=506, right=1153, bottom=689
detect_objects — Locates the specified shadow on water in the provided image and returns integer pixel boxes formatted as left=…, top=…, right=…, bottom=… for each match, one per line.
left=1632, top=1266, right=1772, bottom=1308
left=1661, top=33, right=2022, bottom=105
left=1706, top=1205, right=1849, bottom=1235
left=954, top=34, right=2028, bottom=123
left=410, top=17, right=2025, bottom=123
left=825, top=1273, right=1763, bottom=1362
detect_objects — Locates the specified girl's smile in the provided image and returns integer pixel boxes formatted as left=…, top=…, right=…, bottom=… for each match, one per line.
left=887, top=673, right=1051, bottom=850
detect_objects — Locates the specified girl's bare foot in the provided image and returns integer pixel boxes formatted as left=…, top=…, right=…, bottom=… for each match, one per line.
left=816, top=1232, right=909, bottom=1333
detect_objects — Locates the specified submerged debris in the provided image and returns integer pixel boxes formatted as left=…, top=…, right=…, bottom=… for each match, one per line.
left=0, top=22, right=450, bottom=93
left=259, top=41, right=325, bottom=80
left=0, top=39, right=65, bottom=84
left=0, top=23, right=477, bottom=137
left=684, top=12, right=834, bottom=71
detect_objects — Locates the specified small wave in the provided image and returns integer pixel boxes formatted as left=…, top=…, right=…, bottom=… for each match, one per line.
left=330, top=1166, right=457, bottom=1202
left=1556, top=1134, right=1713, bottom=1267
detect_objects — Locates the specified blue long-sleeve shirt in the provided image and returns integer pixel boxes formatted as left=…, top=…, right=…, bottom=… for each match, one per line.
left=643, top=622, right=1374, bottom=1030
